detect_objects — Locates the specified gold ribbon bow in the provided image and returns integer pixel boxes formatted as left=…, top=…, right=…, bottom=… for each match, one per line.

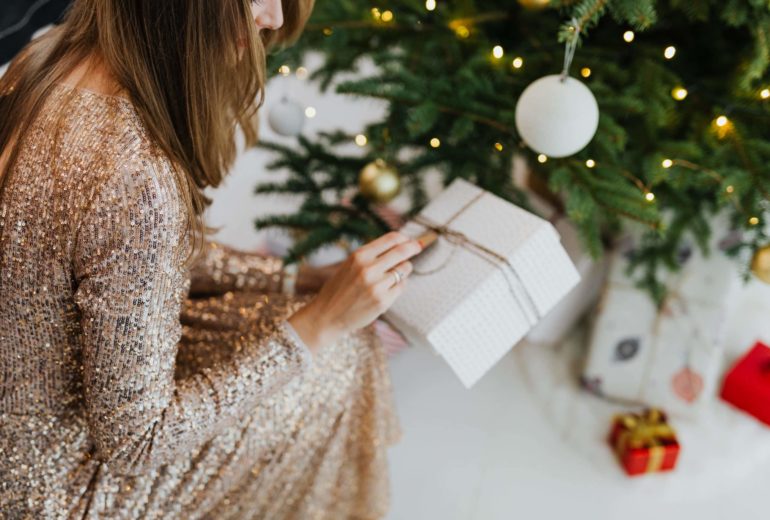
left=614, top=408, right=677, bottom=473
left=410, top=190, right=541, bottom=325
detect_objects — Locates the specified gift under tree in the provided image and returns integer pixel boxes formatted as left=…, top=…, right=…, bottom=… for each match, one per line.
left=582, top=222, right=740, bottom=417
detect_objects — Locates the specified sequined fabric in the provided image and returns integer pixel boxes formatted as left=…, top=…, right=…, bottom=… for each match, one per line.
left=0, top=83, right=402, bottom=519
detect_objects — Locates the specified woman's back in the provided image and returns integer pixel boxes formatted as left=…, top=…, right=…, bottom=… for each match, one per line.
left=0, top=83, right=189, bottom=416
left=0, top=83, right=195, bottom=515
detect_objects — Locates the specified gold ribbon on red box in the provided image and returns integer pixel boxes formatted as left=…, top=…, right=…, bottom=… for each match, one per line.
left=611, top=408, right=678, bottom=473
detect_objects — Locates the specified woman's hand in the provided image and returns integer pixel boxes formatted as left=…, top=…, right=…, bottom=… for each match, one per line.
left=287, top=231, right=423, bottom=355
left=295, top=261, right=343, bottom=294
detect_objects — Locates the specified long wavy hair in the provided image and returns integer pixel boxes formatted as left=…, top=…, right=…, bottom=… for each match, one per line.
left=0, top=0, right=314, bottom=266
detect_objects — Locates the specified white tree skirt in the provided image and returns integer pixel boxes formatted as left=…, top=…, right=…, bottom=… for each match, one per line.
left=513, top=326, right=770, bottom=498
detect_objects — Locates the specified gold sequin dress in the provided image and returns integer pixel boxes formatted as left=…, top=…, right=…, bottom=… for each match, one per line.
left=0, top=83, right=402, bottom=519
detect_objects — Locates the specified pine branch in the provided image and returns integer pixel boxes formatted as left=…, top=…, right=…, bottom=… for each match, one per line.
left=255, top=0, right=770, bottom=301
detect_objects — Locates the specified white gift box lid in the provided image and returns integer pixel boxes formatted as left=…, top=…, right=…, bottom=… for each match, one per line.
left=384, top=178, right=581, bottom=388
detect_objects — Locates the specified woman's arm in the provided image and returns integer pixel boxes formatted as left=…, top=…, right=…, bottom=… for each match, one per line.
left=73, top=159, right=314, bottom=476
left=187, top=239, right=342, bottom=298
left=187, top=238, right=287, bottom=296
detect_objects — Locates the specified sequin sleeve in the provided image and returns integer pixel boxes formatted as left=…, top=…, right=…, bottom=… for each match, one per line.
left=72, top=158, right=311, bottom=476
left=187, top=239, right=286, bottom=297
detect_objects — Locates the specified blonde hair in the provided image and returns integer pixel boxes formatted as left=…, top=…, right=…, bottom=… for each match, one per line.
left=0, top=0, right=315, bottom=266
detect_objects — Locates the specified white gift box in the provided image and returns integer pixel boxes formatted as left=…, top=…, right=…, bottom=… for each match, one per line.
left=582, top=231, right=740, bottom=417
left=510, top=155, right=607, bottom=346
left=384, top=178, right=581, bottom=388
left=526, top=216, right=608, bottom=346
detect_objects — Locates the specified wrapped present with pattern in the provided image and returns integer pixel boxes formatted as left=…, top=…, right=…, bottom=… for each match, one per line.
left=582, top=224, right=740, bottom=417
left=720, top=341, right=770, bottom=427
left=608, top=408, right=680, bottom=476
left=384, top=177, right=580, bottom=388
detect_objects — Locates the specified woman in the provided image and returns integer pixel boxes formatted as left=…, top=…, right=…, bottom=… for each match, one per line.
left=0, top=0, right=423, bottom=518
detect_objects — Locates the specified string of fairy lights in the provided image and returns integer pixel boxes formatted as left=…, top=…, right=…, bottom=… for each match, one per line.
left=273, top=1, right=769, bottom=226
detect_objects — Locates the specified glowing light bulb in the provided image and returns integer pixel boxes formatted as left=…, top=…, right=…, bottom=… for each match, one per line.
left=425, top=0, right=436, bottom=11
left=492, top=45, right=504, bottom=59
left=671, top=87, right=688, bottom=101
left=512, top=57, right=524, bottom=69
left=585, top=159, right=596, bottom=168
left=661, top=159, right=673, bottom=168
left=323, top=27, right=333, bottom=36
left=304, top=106, right=316, bottom=118
left=381, top=10, right=394, bottom=22
left=355, top=134, right=368, bottom=146
left=430, top=137, right=441, bottom=148
left=371, top=7, right=381, bottom=19
left=537, top=154, right=547, bottom=163
left=454, top=25, right=470, bottom=38
left=712, top=115, right=733, bottom=139
left=623, top=31, right=635, bottom=43
left=761, top=88, right=770, bottom=99
left=278, top=65, right=291, bottom=76
left=580, top=67, right=591, bottom=78
left=295, top=66, right=308, bottom=79
left=749, top=216, right=760, bottom=226
left=645, top=192, right=655, bottom=202
left=494, top=142, right=504, bottom=152
left=664, top=46, right=676, bottom=59
left=726, top=185, right=734, bottom=194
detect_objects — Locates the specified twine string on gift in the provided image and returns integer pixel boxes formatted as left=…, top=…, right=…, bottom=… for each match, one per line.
left=640, top=265, right=713, bottom=404
left=408, top=189, right=483, bottom=277
left=666, top=289, right=709, bottom=397
left=409, top=190, right=541, bottom=326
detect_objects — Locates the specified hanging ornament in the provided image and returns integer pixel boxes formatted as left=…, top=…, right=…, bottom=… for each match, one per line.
left=751, top=244, right=770, bottom=284
left=517, top=0, right=551, bottom=10
left=358, top=159, right=401, bottom=203
left=514, top=19, right=599, bottom=158
left=267, top=96, right=305, bottom=137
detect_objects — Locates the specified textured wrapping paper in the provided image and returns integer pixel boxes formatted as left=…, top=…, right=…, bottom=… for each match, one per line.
left=583, top=236, right=739, bottom=417
left=511, top=158, right=608, bottom=346
left=384, top=178, right=581, bottom=388
left=526, top=216, right=608, bottom=346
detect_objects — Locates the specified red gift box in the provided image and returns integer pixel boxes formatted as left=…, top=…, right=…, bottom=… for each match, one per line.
left=720, top=341, right=770, bottom=426
left=608, top=408, right=680, bottom=476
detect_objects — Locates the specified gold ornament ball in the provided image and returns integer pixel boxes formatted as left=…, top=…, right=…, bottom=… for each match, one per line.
left=518, top=0, right=551, bottom=9
left=358, top=159, right=401, bottom=203
left=751, top=245, right=770, bottom=284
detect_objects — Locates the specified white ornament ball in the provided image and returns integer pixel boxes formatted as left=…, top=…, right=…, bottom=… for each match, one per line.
left=268, top=96, right=305, bottom=137
left=515, top=74, right=599, bottom=158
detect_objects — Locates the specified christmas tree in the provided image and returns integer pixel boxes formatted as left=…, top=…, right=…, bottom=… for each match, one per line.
left=255, top=0, right=770, bottom=302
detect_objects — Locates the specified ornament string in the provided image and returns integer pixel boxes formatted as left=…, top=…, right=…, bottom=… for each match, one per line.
left=560, top=17, right=581, bottom=82
left=409, top=191, right=541, bottom=326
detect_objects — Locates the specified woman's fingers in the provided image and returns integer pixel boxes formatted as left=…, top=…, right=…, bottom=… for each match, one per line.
left=354, top=231, right=412, bottom=263
left=372, top=259, right=414, bottom=294
left=371, top=239, right=422, bottom=276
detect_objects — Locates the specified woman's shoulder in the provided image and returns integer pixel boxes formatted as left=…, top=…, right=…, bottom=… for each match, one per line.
left=48, top=82, right=155, bottom=161
left=45, top=84, right=183, bottom=201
